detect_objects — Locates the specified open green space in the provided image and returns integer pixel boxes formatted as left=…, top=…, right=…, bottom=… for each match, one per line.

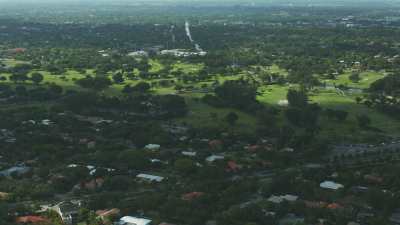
left=1, top=61, right=398, bottom=141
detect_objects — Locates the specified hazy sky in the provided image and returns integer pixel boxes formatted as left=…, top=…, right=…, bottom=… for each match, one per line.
left=0, top=0, right=394, bottom=3
left=0, top=0, right=397, bottom=8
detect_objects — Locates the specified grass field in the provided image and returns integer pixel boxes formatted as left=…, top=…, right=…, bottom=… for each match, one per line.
left=2, top=59, right=28, bottom=67
left=175, top=97, right=258, bottom=135
left=171, top=61, right=204, bottom=74
left=322, top=70, right=387, bottom=89
left=1, top=59, right=398, bottom=141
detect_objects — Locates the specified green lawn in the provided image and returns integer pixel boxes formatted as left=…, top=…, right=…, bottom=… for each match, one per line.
left=149, top=59, right=164, bottom=73
left=322, top=70, right=387, bottom=89
left=1, top=60, right=398, bottom=142
left=1, top=59, right=29, bottom=67
left=172, top=61, right=204, bottom=74
left=257, top=84, right=291, bottom=104
left=257, top=82, right=400, bottom=141
left=175, top=97, right=258, bottom=135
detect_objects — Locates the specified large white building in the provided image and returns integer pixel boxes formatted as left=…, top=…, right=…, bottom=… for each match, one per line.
left=118, top=216, right=152, bottom=225
left=320, top=181, right=344, bottom=190
left=136, top=173, right=164, bottom=182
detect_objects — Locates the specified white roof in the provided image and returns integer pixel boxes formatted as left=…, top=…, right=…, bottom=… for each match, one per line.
left=136, top=174, right=164, bottom=182
left=144, top=144, right=161, bottom=150
left=86, top=165, right=95, bottom=170
left=119, top=216, right=152, bottom=225
left=282, top=194, right=298, bottom=202
left=267, top=194, right=298, bottom=204
left=320, top=181, right=344, bottom=190
left=182, top=151, right=197, bottom=157
left=206, top=155, right=224, bottom=162
left=150, top=159, right=161, bottom=163
left=278, top=99, right=289, bottom=106
left=127, top=51, right=148, bottom=57
left=267, top=195, right=283, bottom=204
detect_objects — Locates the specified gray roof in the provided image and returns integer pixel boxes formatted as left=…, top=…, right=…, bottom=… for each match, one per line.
left=58, top=202, right=79, bottom=214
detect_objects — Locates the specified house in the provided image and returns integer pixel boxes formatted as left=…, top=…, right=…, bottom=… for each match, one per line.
left=320, top=181, right=344, bottom=190
left=144, top=144, right=161, bottom=151
left=226, top=161, right=241, bottom=172
left=206, top=155, right=224, bottom=163
left=182, top=151, right=197, bottom=157
left=0, top=164, right=30, bottom=177
left=77, top=178, right=104, bottom=190
left=280, top=147, right=295, bottom=152
left=327, top=203, right=343, bottom=210
left=96, top=208, right=120, bottom=220
left=136, top=174, right=164, bottom=182
left=41, top=119, right=53, bottom=126
left=127, top=51, right=148, bottom=57
left=6, top=48, right=26, bottom=54
left=51, top=201, right=80, bottom=225
left=304, top=201, right=327, bottom=209
left=182, top=192, right=204, bottom=201
left=150, top=159, right=162, bottom=164
left=16, top=216, right=49, bottom=224
left=350, top=186, right=369, bottom=194
left=0, top=192, right=10, bottom=200
left=117, top=216, right=152, bottom=225
left=267, top=194, right=298, bottom=204
left=364, top=174, right=383, bottom=184
left=209, top=139, right=223, bottom=149
left=246, top=145, right=262, bottom=152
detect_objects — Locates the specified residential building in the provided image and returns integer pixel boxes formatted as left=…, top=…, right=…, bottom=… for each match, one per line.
left=136, top=174, right=164, bottom=182
left=320, top=181, right=344, bottom=190
left=117, top=216, right=152, bottom=225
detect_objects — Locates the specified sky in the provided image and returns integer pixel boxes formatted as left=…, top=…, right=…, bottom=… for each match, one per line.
left=0, top=0, right=397, bottom=8
left=0, top=0, right=395, bottom=3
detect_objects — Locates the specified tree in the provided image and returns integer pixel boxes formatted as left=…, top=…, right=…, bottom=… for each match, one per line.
left=214, top=80, right=258, bottom=110
left=9, top=73, right=28, bottom=83
left=287, top=89, right=308, bottom=108
left=112, top=72, right=124, bottom=84
left=174, top=158, right=197, bottom=174
left=357, top=114, right=371, bottom=128
left=117, top=150, right=150, bottom=170
left=48, top=83, right=63, bottom=96
left=76, top=76, right=112, bottom=92
left=30, top=72, right=44, bottom=84
left=133, top=82, right=151, bottom=93
left=355, top=96, right=363, bottom=104
left=157, top=94, right=188, bottom=117
left=349, top=72, right=361, bottom=83
left=335, top=110, right=348, bottom=121
left=15, top=85, right=27, bottom=96
left=225, top=112, right=239, bottom=126
left=122, top=84, right=134, bottom=94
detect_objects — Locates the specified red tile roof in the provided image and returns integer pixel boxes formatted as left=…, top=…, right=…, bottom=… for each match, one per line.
left=16, top=216, right=48, bottom=224
left=209, top=140, right=223, bottom=149
left=226, top=161, right=241, bottom=172
left=95, top=208, right=120, bottom=218
left=327, top=203, right=343, bottom=210
left=182, top=192, right=205, bottom=201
